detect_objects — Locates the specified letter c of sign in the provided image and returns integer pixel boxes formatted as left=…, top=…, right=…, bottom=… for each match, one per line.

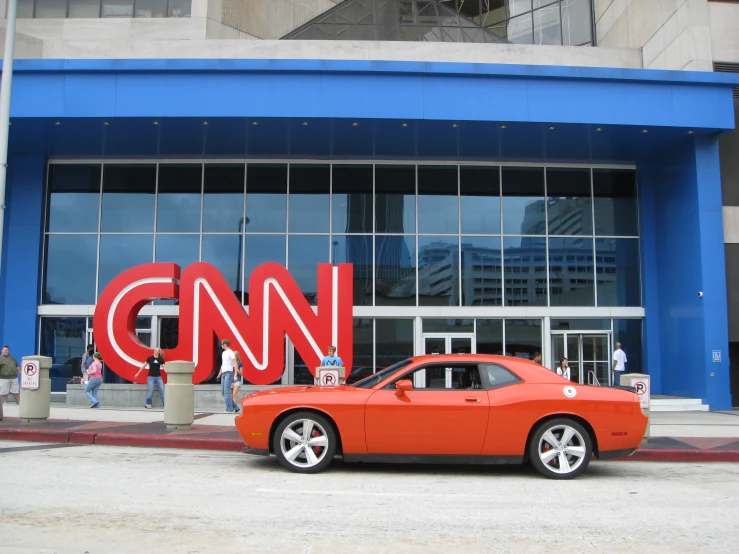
left=94, top=262, right=354, bottom=386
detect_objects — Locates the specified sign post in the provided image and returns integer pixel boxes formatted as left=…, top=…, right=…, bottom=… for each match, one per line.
left=19, top=356, right=52, bottom=424
left=628, top=373, right=651, bottom=438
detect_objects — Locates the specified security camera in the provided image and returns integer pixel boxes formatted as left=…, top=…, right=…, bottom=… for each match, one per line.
left=698, top=291, right=704, bottom=297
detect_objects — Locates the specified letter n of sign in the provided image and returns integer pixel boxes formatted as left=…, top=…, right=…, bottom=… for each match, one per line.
left=93, top=262, right=354, bottom=385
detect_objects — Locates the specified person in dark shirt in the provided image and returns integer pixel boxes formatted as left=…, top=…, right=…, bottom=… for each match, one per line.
left=135, top=347, right=165, bottom=409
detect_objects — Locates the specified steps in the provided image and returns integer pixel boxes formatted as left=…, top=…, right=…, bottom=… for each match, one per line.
left=651, top=396, right=709, bottom=412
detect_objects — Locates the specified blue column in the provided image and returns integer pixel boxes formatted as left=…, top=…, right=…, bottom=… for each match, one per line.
left=0, top=156, right=45, bottom=358
left=640, top=138, right=731, bottom=409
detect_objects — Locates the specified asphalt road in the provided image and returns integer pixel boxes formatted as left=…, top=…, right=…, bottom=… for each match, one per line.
left=1, top=441, right=738, bottom=553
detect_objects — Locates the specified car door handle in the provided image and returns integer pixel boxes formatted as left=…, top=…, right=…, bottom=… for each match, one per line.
left=465, top=397, right=481, bottom=403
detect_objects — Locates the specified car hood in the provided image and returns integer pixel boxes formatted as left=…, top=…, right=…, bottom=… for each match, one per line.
left=245, top=385, right=358, bottom=399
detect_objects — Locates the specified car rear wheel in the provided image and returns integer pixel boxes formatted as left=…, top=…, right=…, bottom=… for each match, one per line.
left=528, top=418, right=592, bottom=480
left=273, top=412, right=336, bottom=473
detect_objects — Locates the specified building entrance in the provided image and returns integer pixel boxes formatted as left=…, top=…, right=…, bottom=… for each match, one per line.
left=422, top=334, right=476, bottom=356
left=551, top=333, right=611, bottom=386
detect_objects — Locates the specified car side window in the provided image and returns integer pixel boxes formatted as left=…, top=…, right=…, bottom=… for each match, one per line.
left=482, top=363, right=522, bottom=390
left=387, top=364, right=483, bottom=390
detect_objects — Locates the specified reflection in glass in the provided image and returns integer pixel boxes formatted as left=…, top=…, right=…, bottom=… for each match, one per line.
left=534, top=3, right=561, bottom=45
left=168, top=0, right=190, bottom=17
left=593, top=169, right=638, bottom=236
left=289, top=164, right=330, bottom=233
left=44, top=235, right=98, bottom=305
left=203, top=164, right=244, bottom=232
left=503, top=236, right=547, bottom=306
left=202, top=235, right=242, bottom=301
left=134, top=0, right=167, bottom=17
left=246, top=164, right=287, bottom=232
left=418, top=236, right=459, bottom=306
left=101, top=165, right=156, bottom=232
left=288, top=235, right=329, bottom=305
left=98, top=235, right=153, bottom=296
left=375, top=165, right=415, bottom=233
left=476, top=319, right=503, bottom=355
left=547, top=168, right=592, bottom=235
left=596, top=238, right=640, bottom=306
left=102, top=0, right=133, bottom=17
left=244, top=235, right=286, bottom=304
left=461, top=236, right=502, bottom=306
left=332, top=235, right=373, bottom=306
left=460, top=166, right=500, bottom=234
left=376, top=319, right=414, bottom=370
left=332, top=165, right=372, bottom=234
left=347, top=319, right=374, bottom=383
left=562, top=0, right=593, bottom=46
left=157, top=164, right=202, bottom=233
left=548, top=237, right=595, bottom=306
left=614, top=319, right=643, bottom=373
left=504, top=319, right=542, bottom=359
left=35, top=0, right=67, bottom=17
left=40, top=317, right=87, bottom=393
left=422, top=319, right=473, bottom=333
left=550, top=318, right=610, bottom=331
left=507, top=12, right=533, bottom=44
left=69, top=0, right=102, bottom=17
left=18, top=0, right=34, bottom=17
left=502, top=168, right=545, bottom=235
left=155, top=234, right=200, bottom=304
left=47, top=165, right=101, bottom=233
left=375, top=235, right=416, bottom=306
left=418, top=166, right=458, bottom=234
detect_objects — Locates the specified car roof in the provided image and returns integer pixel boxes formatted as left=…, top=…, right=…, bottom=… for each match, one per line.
left=405, top=354, right=563, bottom=384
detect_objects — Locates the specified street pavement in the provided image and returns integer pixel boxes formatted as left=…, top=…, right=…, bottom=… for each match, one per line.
left=1, top=440, right=738, bottom=553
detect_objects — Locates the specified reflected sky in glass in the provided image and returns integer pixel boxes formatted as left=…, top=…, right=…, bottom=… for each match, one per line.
left=44, top=234, right=98, bottom=305
left=332, top=165, right=372, bottom=234
left=244, top=235, right=286, bottom=301
left=418, top=166, right=458, bottom=234
left=376, top=165, right=415, bottom=234
left=202, top=234, right=242, bottom=299
left=101, top=165, right=156, bottom=232
left=47, top=165, right=100, bottom=233
left=289, top=164, right=330, bottom=233
left=333, top=235, right=373, bottom=306
left=156, top=164, right=202, bottom=233
left=288, top=235, right=329, bottom=305
left=460, top=166, right=500, bottom=235
left=596, top=238, right=640, bottom=306
left=203, top=164, right=245, bottom=233
left=98, top=235, right=153, bottom=297
left=247, top=164, right=287, bottom=233
left=375, top=235, right=416, bottom=305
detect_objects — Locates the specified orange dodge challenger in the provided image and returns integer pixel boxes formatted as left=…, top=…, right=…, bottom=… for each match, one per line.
left=234, top=354, right=648, bottom=479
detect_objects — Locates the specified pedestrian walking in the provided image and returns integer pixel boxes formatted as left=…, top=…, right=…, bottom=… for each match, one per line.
left=0, top=345, right=21, bottom=405
left=612, top=342, right=627, bottom=386
left=80, top=344, right=94, bottom=385
left=320, top=346, right=343, bottom=367
left=215, top=339, right=237, bottom=413
left=135, top=347, right=165, bottom=409
left=84, top=352, right=103, bottom=408
left=555, top=357, right=571, bottom=381
left=231, top=351, right=244, bottom=413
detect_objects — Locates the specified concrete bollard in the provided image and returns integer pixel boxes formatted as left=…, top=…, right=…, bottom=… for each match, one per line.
left=19, top=356, right=53, bottom=424
left=163, top=360, right=195, bottom=430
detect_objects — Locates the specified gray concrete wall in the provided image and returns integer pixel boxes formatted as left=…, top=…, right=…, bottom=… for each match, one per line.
left=66, top=383, right=275, bottom=412
left=28, top=38, right=641, bottom=67
left=595, top=0, right=713, bottom=71
left=0, top=21, right=44, bottom=58
left=709, top=1, right=739, bottom=64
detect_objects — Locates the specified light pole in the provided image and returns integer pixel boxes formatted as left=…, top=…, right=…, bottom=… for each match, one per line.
left=0, top=0, right=19, bottom=283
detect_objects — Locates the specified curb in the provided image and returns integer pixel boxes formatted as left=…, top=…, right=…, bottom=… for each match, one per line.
left=2, top=428, right=739, bottom=461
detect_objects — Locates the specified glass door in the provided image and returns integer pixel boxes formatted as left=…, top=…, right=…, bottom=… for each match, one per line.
left=419, top=334, right=475, bottom=388
left=550, top=333, right=610, bottom=385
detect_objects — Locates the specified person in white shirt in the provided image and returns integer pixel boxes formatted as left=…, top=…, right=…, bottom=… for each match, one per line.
left=556, top=357, right=571, bottom=381
left=612, top=342, right=627, bottom=387
left=215, top=338, right=238, bottom=413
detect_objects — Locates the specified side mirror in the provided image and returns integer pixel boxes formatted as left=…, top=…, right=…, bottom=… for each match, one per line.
left=395, top=379, right=413, bottom=397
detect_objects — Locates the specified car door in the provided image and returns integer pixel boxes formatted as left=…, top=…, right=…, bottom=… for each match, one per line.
left=364, top=363, right=490, bottom=455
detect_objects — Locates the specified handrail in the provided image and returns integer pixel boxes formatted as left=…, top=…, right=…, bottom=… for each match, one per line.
left=587, top=370, right=601, bottom=387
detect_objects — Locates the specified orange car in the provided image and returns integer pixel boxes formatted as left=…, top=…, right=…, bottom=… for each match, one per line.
left=234, top=354, right=648, bottom=479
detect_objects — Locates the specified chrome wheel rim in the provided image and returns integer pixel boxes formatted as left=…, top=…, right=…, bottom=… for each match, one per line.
left=279, top=419, right=330, bottom=469
left=537, top=424, right=587, bottom=475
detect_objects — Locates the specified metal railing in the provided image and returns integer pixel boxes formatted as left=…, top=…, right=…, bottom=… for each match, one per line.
left=587, top=370, right=601, bottom=387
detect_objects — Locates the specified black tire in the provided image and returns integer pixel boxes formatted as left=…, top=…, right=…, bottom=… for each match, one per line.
left=528, top=418, right=592, bottom=480
left=273, top=411, right=337, bottom=474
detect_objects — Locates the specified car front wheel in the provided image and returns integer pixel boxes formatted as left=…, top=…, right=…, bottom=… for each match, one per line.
left=528, top=418, right=592, bottom=479
left=273, top=411, right=337, bottom=473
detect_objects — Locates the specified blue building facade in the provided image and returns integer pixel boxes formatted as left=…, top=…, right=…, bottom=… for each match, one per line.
left=0, top=59, right=737, bottom=408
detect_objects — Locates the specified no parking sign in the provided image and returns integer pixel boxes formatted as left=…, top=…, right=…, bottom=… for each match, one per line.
left=21, top=360, right=40, bottom=390
left=629, top=377, right=650, bottom=409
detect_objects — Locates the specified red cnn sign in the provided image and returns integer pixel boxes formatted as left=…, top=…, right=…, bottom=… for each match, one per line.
left=93, top=262, right=354, bottom=385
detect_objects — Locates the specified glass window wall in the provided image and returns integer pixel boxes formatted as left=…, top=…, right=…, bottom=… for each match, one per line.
left=43, top=162, right=639, bottom=309
left=16, top=0, right=190, bottom=17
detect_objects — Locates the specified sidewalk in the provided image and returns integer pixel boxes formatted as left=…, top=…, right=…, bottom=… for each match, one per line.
left=1, top=404, right=739, bottom=461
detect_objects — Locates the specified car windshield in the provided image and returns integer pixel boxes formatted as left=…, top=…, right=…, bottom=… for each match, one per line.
left=350, top=359, right=413, bottom=388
